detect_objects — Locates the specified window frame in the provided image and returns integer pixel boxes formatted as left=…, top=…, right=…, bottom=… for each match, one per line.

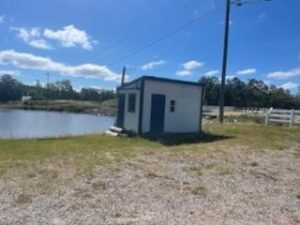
left=128, top=93, right=136, bottom=113
left=170, top=99, right=176, bottom=112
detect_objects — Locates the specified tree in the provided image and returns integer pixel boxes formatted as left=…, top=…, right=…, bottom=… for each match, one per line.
left=0, top=75, right=116, bottom=102
left=0, top=74, right=23, bottom=102
left=269, top=88, right=295, bottom=109
left=225, top=77, right=247, bottom=107
left=198, top=76, right=300, bottom=109
left=199, top=76, right=220, bottom=105
left=80, top=88, right=116, bottom=102
left=45, top=80, right=76, bottom=100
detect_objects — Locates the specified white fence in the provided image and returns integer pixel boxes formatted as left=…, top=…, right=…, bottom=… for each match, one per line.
left=265, top=108, right=300, bottom=126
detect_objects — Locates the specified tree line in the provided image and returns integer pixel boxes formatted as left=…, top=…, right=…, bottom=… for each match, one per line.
left=0, top=74, right=116, bottom=102
left=199, top=76, right=300, bottom=109
left=1, top=74, right=299, bottom=109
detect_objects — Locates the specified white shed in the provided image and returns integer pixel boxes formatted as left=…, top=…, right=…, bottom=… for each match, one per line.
left=115, top=76, right=204, bottom=134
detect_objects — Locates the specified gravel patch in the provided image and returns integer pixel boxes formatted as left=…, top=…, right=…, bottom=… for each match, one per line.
left=0, top=145, right=299, bottom=225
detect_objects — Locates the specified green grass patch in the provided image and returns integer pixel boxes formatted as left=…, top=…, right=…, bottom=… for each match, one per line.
left=203, top=123, right=300, bottom=150
left=0, top=135, right=160, bottom=176
left=16, top=193, right=32, bottom=205
left=0, top=123, right=299, bottom=176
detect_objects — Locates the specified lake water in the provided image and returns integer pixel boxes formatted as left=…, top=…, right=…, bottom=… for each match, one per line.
left=0, top=109, right=115, bottom=139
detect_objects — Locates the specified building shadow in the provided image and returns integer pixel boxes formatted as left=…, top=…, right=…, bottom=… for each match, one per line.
left=142, top=131, right=232, bottom=146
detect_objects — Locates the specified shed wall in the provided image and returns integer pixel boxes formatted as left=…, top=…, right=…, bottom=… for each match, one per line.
left=118, top=89, right=140, bottom=133
left=142, top=80, right=202, bottom=133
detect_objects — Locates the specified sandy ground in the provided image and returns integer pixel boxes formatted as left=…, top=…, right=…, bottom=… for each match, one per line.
left=0, top=145, right=299, bottom=225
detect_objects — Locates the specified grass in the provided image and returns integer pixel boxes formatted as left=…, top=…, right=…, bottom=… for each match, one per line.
left=189, top=186, right=207, bottom=196
left=0, top=123, right=299, bottom=177
left=0, top=135, right=159, bottom=176
left=204, top=123, right=300, bottom=150
left=92, top=181, right=106, bottom=190
left=16, top=194, right=32, bottom=205
left=142, top=131, right=230, bottom=146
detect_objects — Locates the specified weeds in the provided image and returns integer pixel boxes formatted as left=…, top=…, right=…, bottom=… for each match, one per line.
left=92, top=181, right=106, bottom=190
left=16, top=194, right=32, bottom=205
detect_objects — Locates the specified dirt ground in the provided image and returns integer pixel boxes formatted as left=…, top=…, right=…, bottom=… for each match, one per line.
left=0, top=143, right=299, bottom=225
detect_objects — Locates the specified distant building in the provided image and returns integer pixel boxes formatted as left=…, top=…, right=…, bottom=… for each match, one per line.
left=21, top=96, right=32, bottom=102
left=116, top=76, right=204, bottom=134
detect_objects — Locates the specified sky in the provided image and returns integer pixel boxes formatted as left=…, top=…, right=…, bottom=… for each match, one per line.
left=0, top=0, right=299, bottom=92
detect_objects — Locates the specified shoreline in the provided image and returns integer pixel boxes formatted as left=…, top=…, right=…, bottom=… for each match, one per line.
left=0, top=99, right=117, bottom=117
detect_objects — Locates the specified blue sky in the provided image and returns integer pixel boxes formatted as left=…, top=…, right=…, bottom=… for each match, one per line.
left=0, top=0, right=299, bottom=92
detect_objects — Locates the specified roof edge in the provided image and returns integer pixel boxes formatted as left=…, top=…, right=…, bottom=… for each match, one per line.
left=120, top=75, right=204, bottom=88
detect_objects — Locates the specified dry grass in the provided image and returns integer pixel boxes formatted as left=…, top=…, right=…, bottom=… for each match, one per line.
left=0, top=123, right=299, bottom=225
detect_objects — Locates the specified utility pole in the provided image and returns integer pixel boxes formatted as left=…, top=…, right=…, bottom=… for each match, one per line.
left=219, top=0, right=271, bottom=123
left=121, top=66, right=126, bottom=86
left=219, top=0, right=231, bottom=123
left=46, top=73, right=50, bottom=111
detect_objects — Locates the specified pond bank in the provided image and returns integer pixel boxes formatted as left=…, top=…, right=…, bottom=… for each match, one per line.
left=0, top=99, right=117, bottom=116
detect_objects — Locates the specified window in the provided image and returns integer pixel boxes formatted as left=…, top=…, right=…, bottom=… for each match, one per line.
left=128, top=93, right=136, bottom=113
left=170, top=100, right=175, bottom=112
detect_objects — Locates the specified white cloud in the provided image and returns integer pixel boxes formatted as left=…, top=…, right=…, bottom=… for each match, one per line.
left=0, top=70, right=20, bottom=76
left=141, top=60, right=166, bottom=70
left=182, top=60, right=203, bottom=71
left=176, top=60, right=203, bottom=77
left=0, top=50, right=119, bottom=81
left=90, top=86, right=104, bottom=90
left=11, top=27, right=52, bottom=50
left=44, top=25, right=96, bottom=50
left=280, top=82, right=299, bottom=90
left=11, top=27, right=41, bottom=41
left=28, top=39, right=52, bottom=50
left=0, top=15, right=5, bottom=24
left=226, top=75, right=236, bottom=80
left=267, top=68, right=300, bottom=79
left=204, top=70, right=219, bottom=76
left=176, top=70, right=192, bottom=76
left=236, top=68, right=256, bottom=75
left=11, top=25, right=96, bottom=50
left=263, top=80, right=271, bottom=86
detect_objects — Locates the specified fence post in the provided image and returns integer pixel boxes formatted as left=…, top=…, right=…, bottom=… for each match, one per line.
left=265, top=108, right=270, bottom=126
left=290, top=109, right=295, bottom=127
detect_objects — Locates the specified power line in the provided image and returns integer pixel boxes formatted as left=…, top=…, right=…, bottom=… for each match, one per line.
left=155, top=8, right=224, bottom=73
left=107, top=2, right=224, bottom=77
left=115, top=9, right=223, bottom=80
left=86, top=0, right=194, bottom=62
left=108, top=17, right=203, bottom=67
left=85, top=1, right=219, bottom=70
left=232, top=0, right=271, bottom=6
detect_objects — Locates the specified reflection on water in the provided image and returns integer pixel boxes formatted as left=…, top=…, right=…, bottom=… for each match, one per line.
left=0, top=109, right=114, bottom=139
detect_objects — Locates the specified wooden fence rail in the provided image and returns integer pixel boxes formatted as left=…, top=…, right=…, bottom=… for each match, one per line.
left=265, top=108, right=300, bottom=126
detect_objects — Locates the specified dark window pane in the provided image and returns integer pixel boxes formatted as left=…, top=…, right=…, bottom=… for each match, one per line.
left=128, top=93, right=136, bottom=113
left=170, top=100, right=175, bottom=112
